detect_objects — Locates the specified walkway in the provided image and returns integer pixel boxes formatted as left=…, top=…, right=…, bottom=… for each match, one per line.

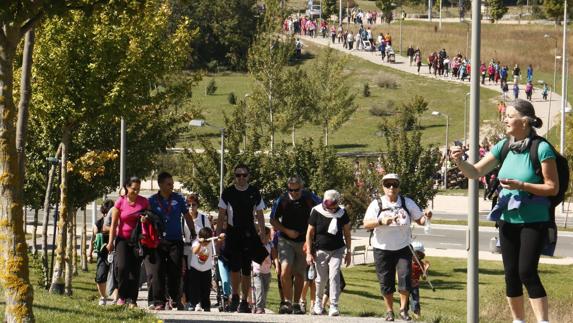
left=301, top=35, right=571, bottom=138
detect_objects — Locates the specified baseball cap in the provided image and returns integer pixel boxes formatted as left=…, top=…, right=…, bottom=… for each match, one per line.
left=382, top=173, right=400, bottom=182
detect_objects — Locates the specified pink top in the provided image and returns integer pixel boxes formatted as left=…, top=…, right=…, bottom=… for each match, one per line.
left=114, top=195, right=149, bottom=239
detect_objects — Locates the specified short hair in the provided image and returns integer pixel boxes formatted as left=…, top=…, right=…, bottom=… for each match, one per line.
left=101, top=199, right=115, bottom=215
left=234, top=163, right=249, bottom=174
left=198, top=227, right=213, bottom=240
left=287, top=175, right=304, bottom=186
left=187, top=193, right=200, bottom=205
left=157, top=171, right=173, bottom=184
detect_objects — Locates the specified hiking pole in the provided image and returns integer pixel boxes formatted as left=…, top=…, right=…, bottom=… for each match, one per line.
left=408, top=244, right=436, bottom=292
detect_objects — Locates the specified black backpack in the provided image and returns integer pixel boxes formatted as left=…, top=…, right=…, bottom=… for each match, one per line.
left=499, top=136, right=569, bottom=256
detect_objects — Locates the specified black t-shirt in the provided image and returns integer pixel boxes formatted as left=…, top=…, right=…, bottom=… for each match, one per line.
left=272, top=191, right=319, bottom=243
left=219, top=185, right=264, bottom=229
left=308, top=208, right=350, bottom=251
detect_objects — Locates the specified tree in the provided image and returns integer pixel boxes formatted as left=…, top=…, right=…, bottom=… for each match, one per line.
left=543, top=0, right=573, bottom=24
left=28, top=0, right=192, bottom=295
left=376, top=0, right=401, bottom=23
left=309, top=47, right=357, bottom=146
left=248, top=0, right=292, bottom=153
left=397, top=95, right=429, bottom=131
left=322, top=0, right=338, bottom=20
left=486, top=0, right=508, bottom=23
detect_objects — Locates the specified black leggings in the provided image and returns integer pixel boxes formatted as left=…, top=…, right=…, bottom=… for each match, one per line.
left=115, top=238, right=142, bottom=302
left=499, top=221, right=547, bottom=298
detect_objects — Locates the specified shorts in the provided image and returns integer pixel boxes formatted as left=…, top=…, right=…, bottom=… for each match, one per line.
left=278, top=237, right=306, bottom=276
left=222, top=226, right=256, bottom=276
left=373, top=246, right=412, bottom=295
left=95, top=248, right=110, bottom=283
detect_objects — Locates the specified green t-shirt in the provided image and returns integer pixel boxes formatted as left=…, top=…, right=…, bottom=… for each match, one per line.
left=491, top=138, right=555, bottom=224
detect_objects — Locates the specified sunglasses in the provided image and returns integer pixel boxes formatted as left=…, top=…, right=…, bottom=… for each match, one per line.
left=288, top=188, right=301, bottom=192
left=235, top=173, right=249, bottom=178
left=383, top=182, right=400, bottom=189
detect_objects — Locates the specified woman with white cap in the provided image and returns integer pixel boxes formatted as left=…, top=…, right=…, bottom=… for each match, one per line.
left=305, top=189, right=351, bottom=317
left=362, top=173, right=431, bottom=322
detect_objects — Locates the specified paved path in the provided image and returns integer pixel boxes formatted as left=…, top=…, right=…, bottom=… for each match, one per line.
left=301, top=35, right=571, bottom=138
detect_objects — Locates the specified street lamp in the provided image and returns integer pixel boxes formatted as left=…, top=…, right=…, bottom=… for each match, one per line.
left=464, top=92, right=470, bottom=146
left=559, top=0, right=568, bottom=159
left=432, top=111, right=449, bottom=189
left=544, top=34, right=559, bottom=136
left=189, top=119, right=225, bottom=197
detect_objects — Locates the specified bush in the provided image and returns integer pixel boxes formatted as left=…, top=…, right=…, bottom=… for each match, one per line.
left=369, top=100, right=395, bottom=117
left=228, top=92, right=237, bottom=105
left=375, top=74, right=399, bottom=89
left=205, top=79, right=217, bottom=96
left=363, top=83, right=371, bottom=97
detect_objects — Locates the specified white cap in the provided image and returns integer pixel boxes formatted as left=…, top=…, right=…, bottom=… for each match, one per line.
left=382, top=173, right=400, bottom=182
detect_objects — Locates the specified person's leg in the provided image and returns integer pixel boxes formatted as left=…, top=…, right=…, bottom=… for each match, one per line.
left=254, top=274, right=264, bottom=310
left=278, top=238, right=294, bottom=302
left=499, top=221, right=526, bottom=321
left=165, top=241, right=183, bottom=307
left=128, top=248, right=142, bottom=304
left=189, top=267, right=201, bottom=308
left=410, top=287, right=420, bottom=315
left=200, top=269, right=212, bottom=311
left=292, top=240, right=306, bottom=302
left=374, top=248, right=398, bottom=313
left=114, top=239, right=131, bottom=301
left=396, top=247, right=412, bottom=316
left=144, top=247, right=164, bottom=306
left=262, top=273, right=271, bottom=310
left=519, top=223, right=548, bottom=322
left=327, top=247, right=344, bottom=307
left=313, top=249, right=330, bottom=312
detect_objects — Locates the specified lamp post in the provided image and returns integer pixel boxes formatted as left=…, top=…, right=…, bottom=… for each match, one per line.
left=560, top=0, right=568, bottom=157
left=544, top=34, right=559, bottom=136
left=432, top=111, right=449, bottom=189
left=464, top=92, right=470, bottom=146
left=189, top=119, right=225, bottom=197
left=439, top=0, right=442, bottom=29
left=428, top=0, right=432, bottom=22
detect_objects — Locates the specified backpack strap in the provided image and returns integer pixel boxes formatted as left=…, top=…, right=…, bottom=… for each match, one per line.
left=400, top=195, right=411, bottom=218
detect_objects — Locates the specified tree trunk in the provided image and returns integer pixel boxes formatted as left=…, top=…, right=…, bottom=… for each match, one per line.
left=324, top=123, right=329, bottom=146
left=49, top=128, right=71, bottom=295
left=71, top=207, right=78, bottom=276
left=291, top=125, right=296, bottom=147
left=81, top=207, right=88, bottom=272
left=0, top=27, right=35, bottom=322
left=32, top=209, right=38, bottom=255
left=268, top=92, right=275, bottom=153
left=65, top=208, right=75, bottom=295
left=41, top=144, right=62, bottom=281
left=24, top=207, right=28, bottom=234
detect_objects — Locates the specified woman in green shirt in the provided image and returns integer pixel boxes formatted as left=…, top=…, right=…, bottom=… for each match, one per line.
left=451, top=99, right=558, bottom=323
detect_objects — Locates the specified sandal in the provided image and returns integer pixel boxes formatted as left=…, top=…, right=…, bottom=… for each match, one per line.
left=399, top=309, right=412, bottom=321
left=385, top=310, right=395, bottom=321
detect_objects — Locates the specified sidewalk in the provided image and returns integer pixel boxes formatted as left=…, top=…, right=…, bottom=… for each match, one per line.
left=301, top=35, right=571, bottom=138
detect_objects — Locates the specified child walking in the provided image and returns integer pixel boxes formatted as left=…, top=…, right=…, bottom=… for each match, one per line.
left=252, top=227, right=273, bottom=314
left=188, top=227, right=214, bottom=311
left=410, top=241, right=430, bottom=319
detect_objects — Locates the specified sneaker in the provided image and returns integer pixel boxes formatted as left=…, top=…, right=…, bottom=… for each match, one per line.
left=399, top=309, right=412, bottom=321
left=227, top=295, right=239, bottom=312
left=98, top=297, right=106, bottom=306
left=279, top=301, right=292, bottom=314
left=385, top=311, right=395, bottom=321
left=292, top=303, right=304, bottom=315
left=154, top=304, right=165, bottom=311
left=312, top=302, right=323, bottom=315
left=116, top=298, right=126, bottom=306
left=186, top=303, right=195, bottom=311
left=299, top=300, right=306, bottom=314
left=237, top=300, right=250, bottom=313
left=255, top=308, right=265, bottom=314
left=328, top=305, right=340, bottom=317
left=147, top=304, right=155, bottom=310
left=195, top=304, right=204, bottom=312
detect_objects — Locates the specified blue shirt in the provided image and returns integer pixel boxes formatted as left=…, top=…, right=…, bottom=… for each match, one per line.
left=149, top=192, right=188, bottom=240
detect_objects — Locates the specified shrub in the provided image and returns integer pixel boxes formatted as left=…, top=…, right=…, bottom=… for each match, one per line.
left=363, top=83, right=371, bottom=97
left=228, top=92, right=237, bottom=105
left=369, top=100, right=395, bottom=117
left=375, top=74, right=399, bottom=89
left=205, top=79, right=217, bottom=96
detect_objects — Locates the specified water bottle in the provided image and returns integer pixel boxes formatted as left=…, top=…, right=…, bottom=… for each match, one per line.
left=307, top=264, right=316, bottom=280
left=424, top=219, right=432, bottom=235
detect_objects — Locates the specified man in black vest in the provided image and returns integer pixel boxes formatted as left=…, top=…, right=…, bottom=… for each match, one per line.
left=270, top=176, right=321, bottom=314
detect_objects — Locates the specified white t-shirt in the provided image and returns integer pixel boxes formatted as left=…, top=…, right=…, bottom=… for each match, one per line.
left=252, top=242, right=272, bottom=274
left=189, top=239, right=213, bottom=272
left=183, top=213, right=211, bottom=257
left=364, top=195, right=423, bottom=251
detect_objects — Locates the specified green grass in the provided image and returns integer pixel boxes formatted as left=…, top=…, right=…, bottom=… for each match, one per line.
left=265, top=257, right=573, bottom=322
left=0, top=256, right=155, bottom=323
left=184, top=42, right=500, bottom=152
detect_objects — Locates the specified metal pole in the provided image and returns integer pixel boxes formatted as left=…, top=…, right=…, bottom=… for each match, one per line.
left=464, top=92, right=470, bottom=146
left=319, top=0, right=322, bottom=21
left=92, top=201, right=97, bottom=229
left=468, top=0, right=481, bottom=322
left=547, top=38, right=557, bottom=136
left=339, top=0, right=342, bottom=26
left=120, top=117, right=126, bottom=188
left=439, top=0, right=442, bottom=29
left=444, top=115, right=449, bottom=189
left=220, top=129, right=225, bottom=197
left=428, top=0, right=432, bottom=22
left=399, top=16, right=402, bottom=55
left=560, top=0, right=568, bottom=156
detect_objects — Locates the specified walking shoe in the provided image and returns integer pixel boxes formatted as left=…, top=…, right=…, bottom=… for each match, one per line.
left=311, top=302, right=323, bottom=315
left=292, top=303, right=304, bottom=315
left=116, top=298, right=126, bottom=306
left=385, top=310, right=395, bottom=321
left=195, top=303, right=204, bottom=312
left=98, top=297, right=106, bottom=306
left=328, top=305, right=340, bottom=317
left=227, top=294, right=240, bottom=312
left=278, top=301, right=292, bottom=314
left=153, top=304, right=165, bottom=311
left=399, top=309, right=412, bottom=321
left=255, top=308, right=265, bottom=314
left=185, top=303, right=195, bottom=311
left=299, top=300, right=306, bottom=314
left=237, top=300, right=250, bottom=313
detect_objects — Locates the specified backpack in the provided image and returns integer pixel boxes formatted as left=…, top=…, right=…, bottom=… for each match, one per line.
left=368, top=195, right=410, bottom=246
left=130, top=210, right=164, bottom=251
left=499, top=136, right=569, bottom=256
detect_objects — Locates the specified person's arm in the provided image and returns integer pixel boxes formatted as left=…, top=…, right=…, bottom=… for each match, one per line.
left=451, top=150, right=498, bottom=179
left=343, top=223, right=352, bottom=267
left=500, top=158, right=559, bottom=196
left=217, top=207, right=227, bottom=236
left=106, top=207, right=119, bottom=252
left=255, top=209, right=266, bottom=243
left=184, top=212, right=197, bottom=240
left=414, top=210, right=432, bottom=226
left=305, top=225, right=316, bottom=265
left=87, top=224, right=97, bottom=263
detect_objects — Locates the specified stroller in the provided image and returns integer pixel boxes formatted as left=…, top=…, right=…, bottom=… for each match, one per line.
left=362, top=39, right=373, bottom=51
left=386, top=46, right=396, bottom=63
left=207, top=236, right=230, bottom=312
